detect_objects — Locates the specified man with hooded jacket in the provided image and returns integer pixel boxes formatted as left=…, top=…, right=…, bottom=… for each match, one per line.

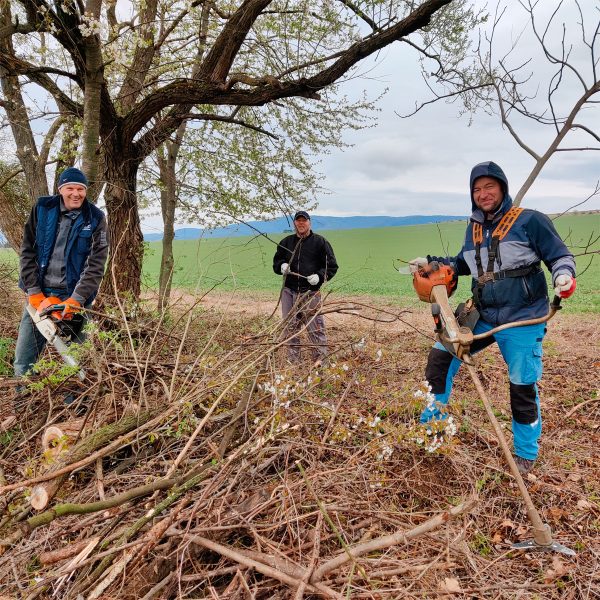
left=411, top=161, right=576, bottom=474
left=13, top=167, right=108, bottom=378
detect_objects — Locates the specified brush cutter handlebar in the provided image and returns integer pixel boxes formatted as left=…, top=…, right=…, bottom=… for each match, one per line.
left=471, top=295, right=562, bottom=341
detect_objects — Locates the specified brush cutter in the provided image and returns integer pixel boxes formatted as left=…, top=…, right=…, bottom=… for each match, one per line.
left=413, top=261, right=575, bottom=556
left=26, top=303, right=86, bottom=382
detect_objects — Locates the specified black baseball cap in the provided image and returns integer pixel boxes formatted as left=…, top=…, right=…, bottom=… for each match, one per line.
left=294, top=210, right=310, bottom=220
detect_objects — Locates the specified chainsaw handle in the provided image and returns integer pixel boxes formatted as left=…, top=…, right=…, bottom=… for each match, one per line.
left=39, top=304, right=66, bottom=318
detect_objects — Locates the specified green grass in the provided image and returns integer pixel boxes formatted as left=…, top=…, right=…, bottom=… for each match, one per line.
left=142, top=213, right=599, bottom=312
left=2, top=213, right=597, bottom=312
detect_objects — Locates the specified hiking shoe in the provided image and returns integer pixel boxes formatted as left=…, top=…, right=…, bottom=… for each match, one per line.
left=514, top=455, right=535, bottom=474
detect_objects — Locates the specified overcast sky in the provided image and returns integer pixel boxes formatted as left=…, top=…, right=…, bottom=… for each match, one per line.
left=140, top=1, right=599, bottom=232
left=309, top=1, right=600, bottom=217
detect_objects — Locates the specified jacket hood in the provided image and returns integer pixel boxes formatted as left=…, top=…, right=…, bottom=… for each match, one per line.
left=469, top=161, right=512, bottom=218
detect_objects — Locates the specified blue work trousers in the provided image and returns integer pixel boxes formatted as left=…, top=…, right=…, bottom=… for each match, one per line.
left=420, top=320, right=546, bottom=460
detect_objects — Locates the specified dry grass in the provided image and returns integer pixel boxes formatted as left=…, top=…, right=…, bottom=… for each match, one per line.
left=0, top=281, right=598, bottom=599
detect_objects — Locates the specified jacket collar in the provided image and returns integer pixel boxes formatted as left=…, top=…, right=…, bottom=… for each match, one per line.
left=470, top=193, right=513, bottom=225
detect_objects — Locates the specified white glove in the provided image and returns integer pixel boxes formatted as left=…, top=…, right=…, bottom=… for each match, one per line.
left=408, top=257, right=428, bottom=274
left=280, top=263, right=290, bottom=275
left=554, top=274, right=575, bottom=298
left=307, top=273, right=319, bottom=286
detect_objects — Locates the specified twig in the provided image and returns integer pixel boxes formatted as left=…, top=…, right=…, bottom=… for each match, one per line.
left=564, top=397, right=600, bottom=419
left=311, top=498, right=478, bottom=583
left=294, top=513, right=323, bottom=599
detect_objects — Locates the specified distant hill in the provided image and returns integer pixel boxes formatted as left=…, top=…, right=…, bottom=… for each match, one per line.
left=143, top=214, right=467, bottom=241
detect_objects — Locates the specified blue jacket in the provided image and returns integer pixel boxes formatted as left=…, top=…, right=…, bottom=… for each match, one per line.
left=441, top=162, right=576, bottom=325
left=19, top=195, right=108, bottom=304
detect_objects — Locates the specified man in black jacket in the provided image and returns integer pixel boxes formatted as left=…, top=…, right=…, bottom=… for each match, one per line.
left=273, top=211, right=338, bottom=363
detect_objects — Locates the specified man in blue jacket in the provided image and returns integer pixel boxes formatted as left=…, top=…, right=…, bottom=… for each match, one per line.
left=13, top=167, right=109, bottom=378
left=412, top=161, right=576, bottom=473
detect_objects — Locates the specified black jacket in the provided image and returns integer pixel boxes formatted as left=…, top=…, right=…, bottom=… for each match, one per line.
left=273, top=231, right=338, bottom=292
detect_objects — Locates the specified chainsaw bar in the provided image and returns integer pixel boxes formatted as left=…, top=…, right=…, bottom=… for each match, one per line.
left=26, top=304, right=86, bottom=381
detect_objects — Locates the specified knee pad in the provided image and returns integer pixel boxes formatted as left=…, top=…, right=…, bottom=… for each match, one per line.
left=425, top=348, right=455, bottom=394
left=510, top=382, right=537, bottom=424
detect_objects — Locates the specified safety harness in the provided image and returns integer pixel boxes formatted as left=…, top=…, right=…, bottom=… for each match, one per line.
left=472, top=207, right=541, bottom=302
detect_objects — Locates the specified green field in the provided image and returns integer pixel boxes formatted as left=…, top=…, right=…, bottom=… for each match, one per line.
left=141, top=213, right=600, bottom=312
left=1, top=213, right=597, bottom=312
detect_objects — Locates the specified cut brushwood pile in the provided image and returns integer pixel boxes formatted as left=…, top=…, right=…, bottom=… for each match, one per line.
left=0, top=280, right=598, bottom=598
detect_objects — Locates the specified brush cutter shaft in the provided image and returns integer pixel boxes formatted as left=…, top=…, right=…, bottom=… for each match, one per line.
left=465, top=362, right=552, bottom=545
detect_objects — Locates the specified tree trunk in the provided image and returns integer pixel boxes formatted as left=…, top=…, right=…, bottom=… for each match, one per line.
left=52, top=116, right=80, bottom=193
left=81, top=0, right=104, bottom=201
left=0, top=5, right=48, bottom=202
left=100, top=155, right=144, bottom=300
left=157, top=180, right=176, bottom=311
left=155, top=4, right=208, bottom=311
left=156, top=135, right=183, bottom=311
left=0, top=173, right=30, bottom=251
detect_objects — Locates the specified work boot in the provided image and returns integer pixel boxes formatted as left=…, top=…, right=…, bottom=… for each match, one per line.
left=514, top=455, right=535, bottom=474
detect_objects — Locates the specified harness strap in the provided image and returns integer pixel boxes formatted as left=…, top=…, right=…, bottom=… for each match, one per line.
left=472, top=206, right=527, bottom=303
left=477, top=263, right=541, bottom=284
left=494, top=207, right=523, bottom=240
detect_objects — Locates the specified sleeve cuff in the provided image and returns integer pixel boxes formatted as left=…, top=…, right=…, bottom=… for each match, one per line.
left=27, top=287, right=43, bottom=296
left=70, top=292, right=86, bottom=304
left=551, top=268, right=575, bottom=286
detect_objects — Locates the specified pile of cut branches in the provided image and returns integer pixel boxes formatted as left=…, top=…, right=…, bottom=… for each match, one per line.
left=0, top=293, right=598, bottom=598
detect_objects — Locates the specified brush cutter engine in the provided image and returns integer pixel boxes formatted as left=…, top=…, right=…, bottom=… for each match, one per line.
left=413, top=261, right=457, bottom=303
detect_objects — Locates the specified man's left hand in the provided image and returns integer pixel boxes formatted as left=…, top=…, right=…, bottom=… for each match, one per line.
left=307, top=274, right=319, bottom=286
left=554, top=274, right=576, bottom=299
left=61, top=297, right=82, bottom=320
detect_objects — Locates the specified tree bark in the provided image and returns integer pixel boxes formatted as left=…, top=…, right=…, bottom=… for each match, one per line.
left=80, top=0, right=105, bottom=201
left=101, top=152, right=144, bottom=300
left=157, top=147, right=177, bottom=311
left=0, top=4, right=48, bottom=202
left=0, top=169, right=30, bottom=250
left=156, top=122, right=188, bottom=310
left=52, top=116, right=80, bottom=193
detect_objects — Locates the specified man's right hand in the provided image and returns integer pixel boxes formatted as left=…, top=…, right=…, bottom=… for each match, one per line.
left=408, top=257, right=429, bottom=273
left=28, top=292, right=46, bottom=310
left=38, top=296, right=64, bottom=319
left=554, top=274, right=576, bottom=298
left=281, top=263, right=290, bottom=275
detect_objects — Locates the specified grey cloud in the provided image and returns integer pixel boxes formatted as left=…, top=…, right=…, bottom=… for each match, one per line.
left=341, top=137, right=429, bottom=180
